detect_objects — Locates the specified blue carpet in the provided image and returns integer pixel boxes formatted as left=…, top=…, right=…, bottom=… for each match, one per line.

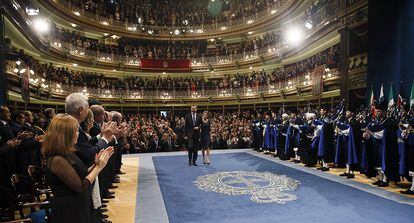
left=152, top=152, right=414, bottom=223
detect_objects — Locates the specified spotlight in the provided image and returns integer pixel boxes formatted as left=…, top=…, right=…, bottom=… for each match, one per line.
left=32, top=18, right=50, bottom=34
left=285, top=26, right=304, bottom=45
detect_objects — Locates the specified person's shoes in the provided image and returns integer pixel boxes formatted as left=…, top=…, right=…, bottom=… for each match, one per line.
left=108, top=191, right=115, bottom=195
left=207, top=162, right=210, bottom=165
left=102, top=194, right=115, bottom=199
left=377, top=181, right=389, bottom=187
left=116, top=171, right=126, bottom=175
left=102, top=214, right=109, bottom=219
left=320, top=167, right=330, bottom=171
left=109, top=185, right=118, bottom=189
left=294, top=160, right=301, bottom=163
left=101, top=199, right=109, bottom=204
left=193, top=163, right=198, bottom=166
left=101, top=204, right=107, bottom=208
left=203, top=162, right=206, bottom=164
left=372, top=180, right=382, bottom=185
left=346, top=174, right=355, bottom=179
left=317, top=166, right=324, bottom=170
left=113, top=179, right=121, bottom=184
left=101, top=219, right=112, bottom=223
left=339, top=172, right=349, bottom=177
left=101, top=208, right=108, bottom=213
left=400, top=189, right=414, bottom=195
left=188, top=162, right=192, bottom=166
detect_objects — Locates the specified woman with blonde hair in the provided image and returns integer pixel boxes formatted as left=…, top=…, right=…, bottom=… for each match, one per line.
left=43, top=114, right=114, bottom=223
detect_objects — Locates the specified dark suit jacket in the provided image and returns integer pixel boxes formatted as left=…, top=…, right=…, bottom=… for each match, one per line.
left=75, top=127, right=108, bottom=167
left=184, top=113, right=202, bottom=139
left=0, top=120, right=16, bottom=207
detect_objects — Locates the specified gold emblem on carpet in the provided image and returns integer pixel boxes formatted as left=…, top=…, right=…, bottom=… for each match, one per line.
left=194, top=171, right=300, bottom=204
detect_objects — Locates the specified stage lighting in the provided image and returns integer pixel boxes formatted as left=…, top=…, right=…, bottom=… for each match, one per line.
left=32, top=18, right=50, bottom=34
left=285, top=26, right=304, bottom=45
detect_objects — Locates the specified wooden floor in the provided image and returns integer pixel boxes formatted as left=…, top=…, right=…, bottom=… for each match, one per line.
left=107, top=152, right=414, bottom=223
left=106, top=156, right=139, bottom=223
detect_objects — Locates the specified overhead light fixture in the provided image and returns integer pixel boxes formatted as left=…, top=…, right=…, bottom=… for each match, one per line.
left=112, top=69, right=116, bottom=72
left=32, top=18, right=50, bottom=34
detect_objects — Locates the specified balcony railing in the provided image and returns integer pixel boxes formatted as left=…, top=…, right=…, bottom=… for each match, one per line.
left=6, top=60, right=338, bottom=101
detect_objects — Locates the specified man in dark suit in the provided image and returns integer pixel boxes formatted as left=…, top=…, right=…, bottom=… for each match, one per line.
left=185, top=105, right=201, bottom=166
left=0, top=106, right=21, bottom=208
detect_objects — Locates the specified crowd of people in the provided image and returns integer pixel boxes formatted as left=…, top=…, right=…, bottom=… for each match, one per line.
left=10, top=45, right=339, bottom=93
left=1, top=90, right=414, bottom=222
left=52, top=25, right=282, bottom=59
left=121, top=110, right=254, bottom=154
left=250, top=99, right=414, bottom=196
left=66, top=0, right=282, bottom=27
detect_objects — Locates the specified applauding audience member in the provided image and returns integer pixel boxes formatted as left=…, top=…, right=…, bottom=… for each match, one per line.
left=43, top=113, right=114, bottom=223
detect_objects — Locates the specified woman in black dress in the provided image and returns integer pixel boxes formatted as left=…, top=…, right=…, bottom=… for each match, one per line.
left=42, top=114, right=114, bottom=223
left=201, top=111, right=211, bottom=164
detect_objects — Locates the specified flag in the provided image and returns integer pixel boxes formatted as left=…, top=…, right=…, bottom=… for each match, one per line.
left=379, top=84, right=385, bottom=104
left=410, top=81, right=414, bottom=109
left=397, top=82, right=406, bottom=110
left=369, top=85, right=376, bottom=118
left=388, top=83, right=394, bottom=108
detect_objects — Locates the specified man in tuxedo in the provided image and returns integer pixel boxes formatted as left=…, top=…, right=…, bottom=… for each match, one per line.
left=0, top=106, right=21, bottom=208
left=185, top=106, right=201, bottom=166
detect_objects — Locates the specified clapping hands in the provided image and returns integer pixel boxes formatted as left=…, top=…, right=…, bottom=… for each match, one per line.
left=95, top=146, right=115, bottom=170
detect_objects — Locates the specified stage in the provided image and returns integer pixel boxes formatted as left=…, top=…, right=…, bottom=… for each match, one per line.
left=115, top=149, right=414, bottom=223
